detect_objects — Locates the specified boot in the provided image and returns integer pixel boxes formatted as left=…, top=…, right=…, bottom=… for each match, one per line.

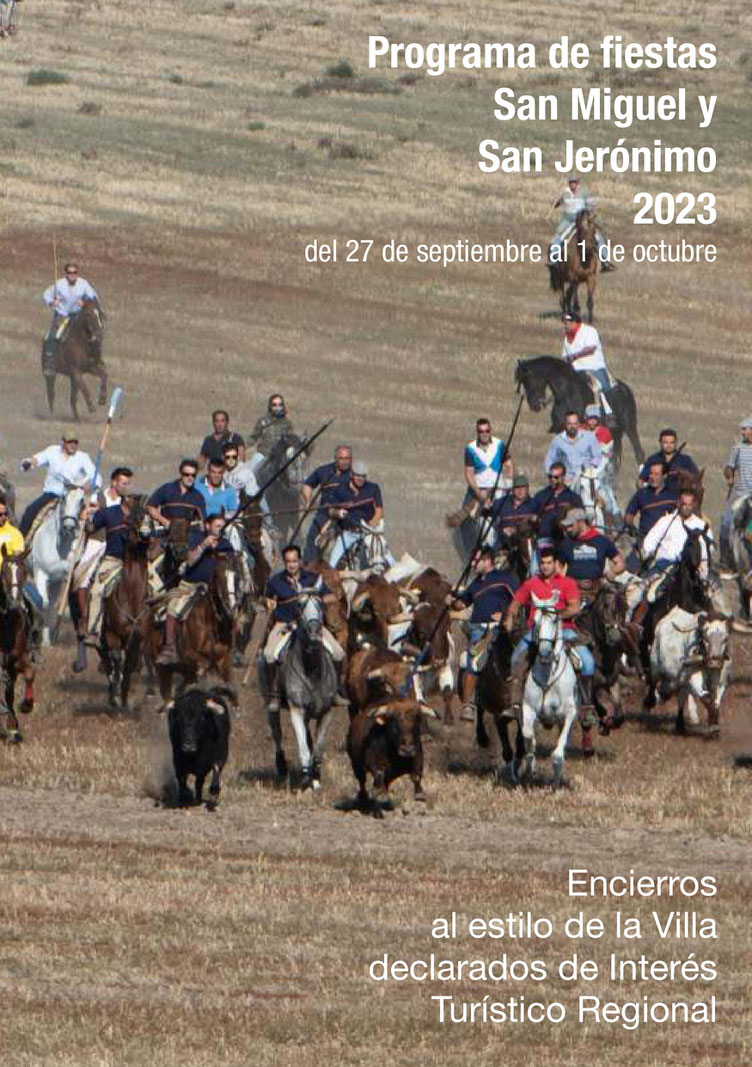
left=460, top=671, right=477, bottom=722
left=75, top=588, right=89, bottom=638
left=505, top=660, right=527, bottom=716
left=72, top=636, right=88, bottom=674
left=265, top=662, right=280, bottom=713
left=578, top=674, right=596, bottom=714
left=156, top=615, right=179, bottom=665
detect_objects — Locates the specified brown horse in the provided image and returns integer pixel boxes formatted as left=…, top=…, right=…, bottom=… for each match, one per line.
left=44, top=298, right=107, bottom=421
left=549, top=209, right=599, bottom=323
left=100, top=497, right=154, bottom=711
left=230, top=501, right=272, bottom=663
left=0, top=548, right=35, bottom=743
left=148, top=556, right=235, bottom=704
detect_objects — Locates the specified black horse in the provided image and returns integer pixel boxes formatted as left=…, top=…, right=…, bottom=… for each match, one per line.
left=474, top=627, right=525, bottom=784
left=257, top=431, right=311, bottom=545
left=515, top=356, right=644, bottom=472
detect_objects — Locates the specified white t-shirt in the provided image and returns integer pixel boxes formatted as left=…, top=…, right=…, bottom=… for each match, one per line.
left=43, top=276, right=98, bottom=317
left=642, top=512, right=712, bottom=566
left=562, top=323, right=606, bottom=372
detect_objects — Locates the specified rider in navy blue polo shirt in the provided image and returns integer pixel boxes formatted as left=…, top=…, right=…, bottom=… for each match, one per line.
left=625, top=460, right=678, bottom=537
left=638, top=428, right=698, bottom=490
left=489, top=474, right=538, bottom=538
left=448, top=546, right=520, bottom=721
left=146, top=459, right=206, bottom=528
left=530, top=463, right=584, bottom=541
left=557, top=509, right=624, bottom=600
left=301, top=444, right=352, bottom=563
left=327, top=461, right=391, bottom=568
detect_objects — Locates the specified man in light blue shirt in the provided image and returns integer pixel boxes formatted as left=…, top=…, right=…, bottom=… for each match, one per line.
left=545, top=411, right=601, bottom=483
left=196, top=458, right=239, bottom=517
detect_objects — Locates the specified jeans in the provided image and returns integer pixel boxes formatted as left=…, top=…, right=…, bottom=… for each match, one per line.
left=19, top=492, right=58, bottom=535
left=512, top=630, right=594, bottom=676
left=327, top=529, right=361, bottom=569
left=304, top=520, right=323, bottom=564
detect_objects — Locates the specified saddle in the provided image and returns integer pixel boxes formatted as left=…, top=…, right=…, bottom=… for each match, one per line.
left=25, top=499, right=59, bottom=545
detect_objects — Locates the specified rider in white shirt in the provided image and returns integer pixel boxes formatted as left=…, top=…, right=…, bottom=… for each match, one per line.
left=19, top=429, right=98, bottom=534
left=642, top=491, right=713, bottom=580
left=42, top=261, right=99, bottom=369
left=549, top=175, right=615, bottom=271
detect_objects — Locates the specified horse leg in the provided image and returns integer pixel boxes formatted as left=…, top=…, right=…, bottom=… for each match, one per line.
left=20, top=660, right=36, bottom=715
left=586, top=279, right=595, bottom=323
left=35, top=571, right=51, bottom=646
left=289, top=706, right=313, bottom=788
left=267, top=706, right=287, bottom=782
left=45, top=374, right=56, bottom=415
left=494, top=714, right=519, bottom=786
left=77, top=372, right=96, bottom=415
left=522, top=702, right=536, bottom=782
left=96, top=363, right=107, bottom=406
left=311, top=708, right=334, bottom=789
left=69, top=373, right=80, bottom=422
left=121, top=636, right=140, bottom=714
left=552, top=703, right=577, bottom=789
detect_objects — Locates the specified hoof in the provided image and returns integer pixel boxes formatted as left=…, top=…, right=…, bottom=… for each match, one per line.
left=7, top=730, right=23, bottom=744
left=19, top=699, right=34, bottom=715
left=274, top=753, right=288, bottom=781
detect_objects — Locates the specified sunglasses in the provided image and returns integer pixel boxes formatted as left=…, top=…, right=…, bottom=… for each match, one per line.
left=548, top=474, right=563, bottom=480
left=65, top=270, right=78, bottom=276
left=181, top=471, right=197, bottom=478
left=0, top=511, right=8, bottom=518
left=224, top=453, right=238, bottom=460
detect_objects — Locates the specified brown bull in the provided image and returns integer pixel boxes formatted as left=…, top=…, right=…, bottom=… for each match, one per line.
left=0, top=549, right=35, bottom=743
left=347, top=698, right=439, bottom=814
left=402, top=601, right=455, bottom=722
left=346, top=647, right=411, bottom=713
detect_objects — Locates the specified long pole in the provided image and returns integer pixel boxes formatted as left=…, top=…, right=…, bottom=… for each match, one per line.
left=289, top=484, right=322, bottom=546
left=51, top=387, right=124, bottom=643
left=401, top=395, right=525, bottom=695
left=221, top=418, right=333, bottom=533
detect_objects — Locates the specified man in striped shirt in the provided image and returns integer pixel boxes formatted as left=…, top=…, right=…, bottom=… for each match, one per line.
left=720, top=416, right=752, bottom=574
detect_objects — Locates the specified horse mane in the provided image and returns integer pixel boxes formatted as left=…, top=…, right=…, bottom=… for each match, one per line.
left=517, top=355, right=577, bottom=382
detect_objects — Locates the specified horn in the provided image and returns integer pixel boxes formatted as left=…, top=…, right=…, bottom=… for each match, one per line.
left=206, top=699, right=226, bottom=715
left=366, top=667, right=385, bottom=680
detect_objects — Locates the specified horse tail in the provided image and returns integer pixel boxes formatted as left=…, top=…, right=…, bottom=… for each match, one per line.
left=549, top=262, right=565, bottom=294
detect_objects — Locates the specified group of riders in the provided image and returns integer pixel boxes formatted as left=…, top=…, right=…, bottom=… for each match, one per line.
left=0, top=224, right=748, bottom=747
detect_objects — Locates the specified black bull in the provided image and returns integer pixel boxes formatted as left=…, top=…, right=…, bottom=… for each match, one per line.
left=515, top=355, right=644, bottom=472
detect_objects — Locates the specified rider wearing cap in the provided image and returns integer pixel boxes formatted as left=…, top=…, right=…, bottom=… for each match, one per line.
left=326, top=460, right=394, bottom=569
left=448, top=546, right=520, bottom=721
left=549, top=175, right=615, bottom=271
left=582, top=405, right=621, bottom=520
left=18, top=429, right=98, bottom=535
left=488, top=473, right=537, bottom=537
left=556, top=508, right=624, bottom=604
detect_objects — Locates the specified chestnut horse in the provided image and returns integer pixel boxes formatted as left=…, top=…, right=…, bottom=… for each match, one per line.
left=549, top=209, right=599, bottom=323
left=148, top=555, right=236, bottom=704
left=0, top=548, right=35, bottom=743
left=100, top=497, right=154, bottom=711
left=43, top=297, right=107, bottom=421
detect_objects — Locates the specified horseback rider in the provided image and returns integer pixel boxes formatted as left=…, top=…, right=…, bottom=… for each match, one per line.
left=545, top=410, right=602, bottom=484
left=18, top=429, right=97, bottom=535
left=581, top=404, right=620, bottom=519
left=488, top=473, right=537, bottom=541
left=261, top=544, right=347, bottom=713
left=625, top=461, right=678, bottom=538
left=560, top=313, right=616, bottom=418
left=556, top=508, right=625, bottom=606
left=81, top=491, right=159, bottom=660
left=530, top=463, right=584, bottom=544
left=504, top=545, right=597, bottom=739
left=156, top=511, right=234, bottom=665
left=641, top=489, right=714, bottom=580
left=146, top=459, right=206, bottom=530
left=42, top=262, right=99, bottom=375
left=720, top=416, right=752, bottom=575
left=637, top=429, right=699, bottom=491
left=301, top=443, right=353, bottom=563
left=70, top=466, right=133, bottom=663
left=198, top=410, right=245, bottom=468
left=464, top=417, right=515, bottom=508
left=0, top=497, right=43, bottom=655
left=549, top=175, right=615, bottom=271
left=326, top=460, right=395, bottom=570
left=448, top=545, right=519, bottom=722
left=246, top=394, right=295, bottom=475
left=196, top=458, right=239, bottom=517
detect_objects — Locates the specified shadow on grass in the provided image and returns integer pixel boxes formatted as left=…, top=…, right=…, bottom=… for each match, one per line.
left=333, top=793, right=395, bottom=817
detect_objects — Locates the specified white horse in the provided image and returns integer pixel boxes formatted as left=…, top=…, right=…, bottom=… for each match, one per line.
left=571, top=465, right=621, bottom=531
left=28, top=485, right=87, bottom=644
left=521, top=594, right=579, bottom=788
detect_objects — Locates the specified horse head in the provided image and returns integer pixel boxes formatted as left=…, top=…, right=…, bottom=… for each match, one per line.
left=59, top=483, right=87, bottom=551
left=125, top=495, right=153, bottom=546
left=0, top=545, right=26, bottom=612
left=296, top=589, right=325, bottom=649
left=515, top=359, right=548, bottom=413
left=78, top=298, right=105, bottom=359
left=575, top=208, right=597, bottom=238
left=530, top=592, right=561, bottom=662
left=592, top=582, right=626, bottom=648
left=211, top=553, right=239, bottom=619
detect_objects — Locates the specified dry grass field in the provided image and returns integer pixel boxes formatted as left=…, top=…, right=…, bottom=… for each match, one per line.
left=1, top=2, right=751, bottom=1065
